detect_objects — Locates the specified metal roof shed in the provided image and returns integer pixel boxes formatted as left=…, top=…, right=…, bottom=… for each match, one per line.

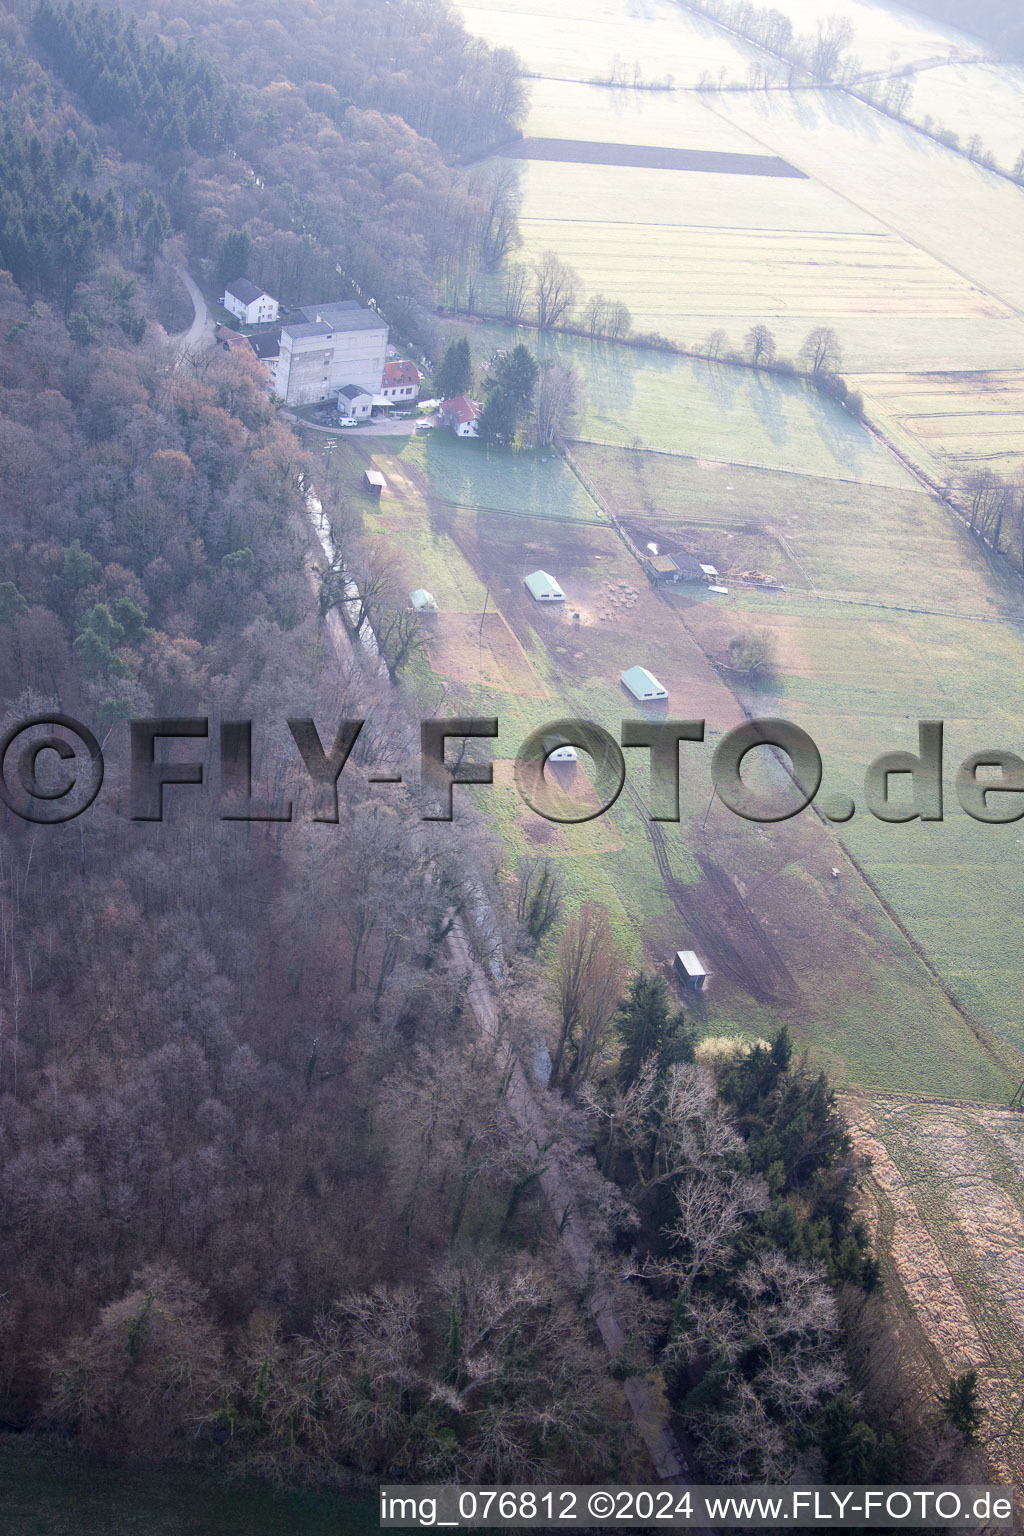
left=410, top=588, right=438, bottom=612
left=363, top=470, right=386, bottom=495
left=621, top=665, right=668, bottom=701
left=524, top=570, right=565, bottom=602
left=543, top=734, right=578, bottom=764
left=674, top=950, right=707, bottom=990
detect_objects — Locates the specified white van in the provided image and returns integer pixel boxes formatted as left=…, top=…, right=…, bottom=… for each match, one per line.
left=337, top=416, right=358, bottom=428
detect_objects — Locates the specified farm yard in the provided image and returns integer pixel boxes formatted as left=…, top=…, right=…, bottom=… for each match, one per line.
left=329, top=429, right=1020, bottom=1103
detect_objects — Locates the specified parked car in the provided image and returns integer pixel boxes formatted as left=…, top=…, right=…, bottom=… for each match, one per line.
left=414, top=421, right=433, bottom=433
left=337, top=417, right=359, bottom=428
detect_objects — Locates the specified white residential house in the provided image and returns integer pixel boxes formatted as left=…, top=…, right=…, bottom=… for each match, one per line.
left=621, top=664, right=668, bottom=701
left=524, top=570, right=565, bottom=602
left=381, top=359, right=422, bottom=402
left=222, top=279, right=279, bottom=326
left=440, top=395, right=481, bottom=437
left=274, top=300, right=389, bottom=407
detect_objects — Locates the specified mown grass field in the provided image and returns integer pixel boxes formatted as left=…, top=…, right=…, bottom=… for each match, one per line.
left=438, top=317, right=910, bottom=484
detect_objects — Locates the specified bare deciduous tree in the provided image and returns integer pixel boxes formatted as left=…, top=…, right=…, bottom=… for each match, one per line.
left=799, top=325, right=842, bottom=375
left=534, top=361, right=582, bottom=446
left=533, top=251, right=582, bottom=329
left=550, top=902, right=627, bottom=1096
left=503, top=261, right=531, bottom=323
left=745, top=323, right=776, bottom=367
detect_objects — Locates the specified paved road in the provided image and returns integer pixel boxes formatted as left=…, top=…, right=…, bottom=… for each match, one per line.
left=173, top=266, right=215, bottom=363
left=283, top=411, right=435, bottom=439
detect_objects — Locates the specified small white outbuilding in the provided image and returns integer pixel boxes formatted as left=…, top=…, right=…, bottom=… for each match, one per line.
left=524, top=570, right=565, bottom=602
left=410, top=588, right=438, bottom=612
left=543, top=734, right=578, bottom=764
left=621, top=664, right=668, bottom=701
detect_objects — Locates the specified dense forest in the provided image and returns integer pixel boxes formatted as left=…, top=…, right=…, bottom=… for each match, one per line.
left=0, top=0, right=993, bottom=1498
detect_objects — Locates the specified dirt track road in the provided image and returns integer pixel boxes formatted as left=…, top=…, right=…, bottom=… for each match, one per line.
left=172, top=266, right=215, bottom=364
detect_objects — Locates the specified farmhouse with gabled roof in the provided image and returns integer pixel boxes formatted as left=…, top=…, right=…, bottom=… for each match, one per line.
left=222, top=278, right=279, bottom=326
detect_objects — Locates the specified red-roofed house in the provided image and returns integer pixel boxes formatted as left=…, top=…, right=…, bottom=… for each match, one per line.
left=381, top=359, right=422, bottom=402
left=440, top=395, right=481, bottom=438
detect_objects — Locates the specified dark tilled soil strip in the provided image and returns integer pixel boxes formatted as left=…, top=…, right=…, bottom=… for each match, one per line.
left=506, top=135, right=808, bottom=177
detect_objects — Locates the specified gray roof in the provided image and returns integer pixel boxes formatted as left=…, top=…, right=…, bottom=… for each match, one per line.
left=248, top=328, right=281, bottom=359
left=672, top=553, right=705, bottom=580
left=283, top=300, right=386, bottom=339
left=282, top=319, right=334, bottom=341
left=340, top=383, right=372, bottom=400
left=225, top=278, right=266, bottom=304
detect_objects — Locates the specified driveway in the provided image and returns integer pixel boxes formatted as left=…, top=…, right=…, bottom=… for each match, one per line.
left=281, top=411, right=439, bottom=439
left=173, top=266, right=216, bottom=362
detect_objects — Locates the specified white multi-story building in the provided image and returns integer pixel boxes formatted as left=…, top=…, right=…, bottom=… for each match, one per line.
left=222, top=279, right=279, bottom=326
left=274, top=300, right=389, bottom=407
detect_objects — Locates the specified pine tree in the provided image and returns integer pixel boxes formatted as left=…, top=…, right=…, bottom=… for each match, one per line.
left=434, top=337, right=472, bottom=399
left=940, top=1370, right=984, bottom=1444
left=615, top=973, right=692, bottom=1087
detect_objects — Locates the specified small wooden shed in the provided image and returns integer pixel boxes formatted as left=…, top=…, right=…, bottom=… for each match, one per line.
left=363, top=469, right=386, bottom=496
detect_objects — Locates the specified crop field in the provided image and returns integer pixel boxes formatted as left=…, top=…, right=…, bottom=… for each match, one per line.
left=765, top=0, right=978, bottom=68
left=439, top=317, right=913, bottom=483
left=906, top=61, right=1024, bottom=177
left=709, top=88, right=1024, bottom=323
left=523, top=77, right=775, bottom=152
left=848, top=1095, right=1024, bottom=1491
left=511, top=137, right=804, bottom=176
left=491, top=166, right=1004, bottom=363
left=855, top=370, right=1024, bottom=477
left=459, top=0, right=761, bottom=85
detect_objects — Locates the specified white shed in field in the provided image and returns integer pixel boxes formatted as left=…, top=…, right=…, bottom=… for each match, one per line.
left=621, top=664, right=668, bottom=701
left=524, top=569, right=565, bottom=602
left=543, top=734, right=578, bottom=764
left=410, top=588, right=438, bottom=612
left=674, top=950, right=707, bottom=990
